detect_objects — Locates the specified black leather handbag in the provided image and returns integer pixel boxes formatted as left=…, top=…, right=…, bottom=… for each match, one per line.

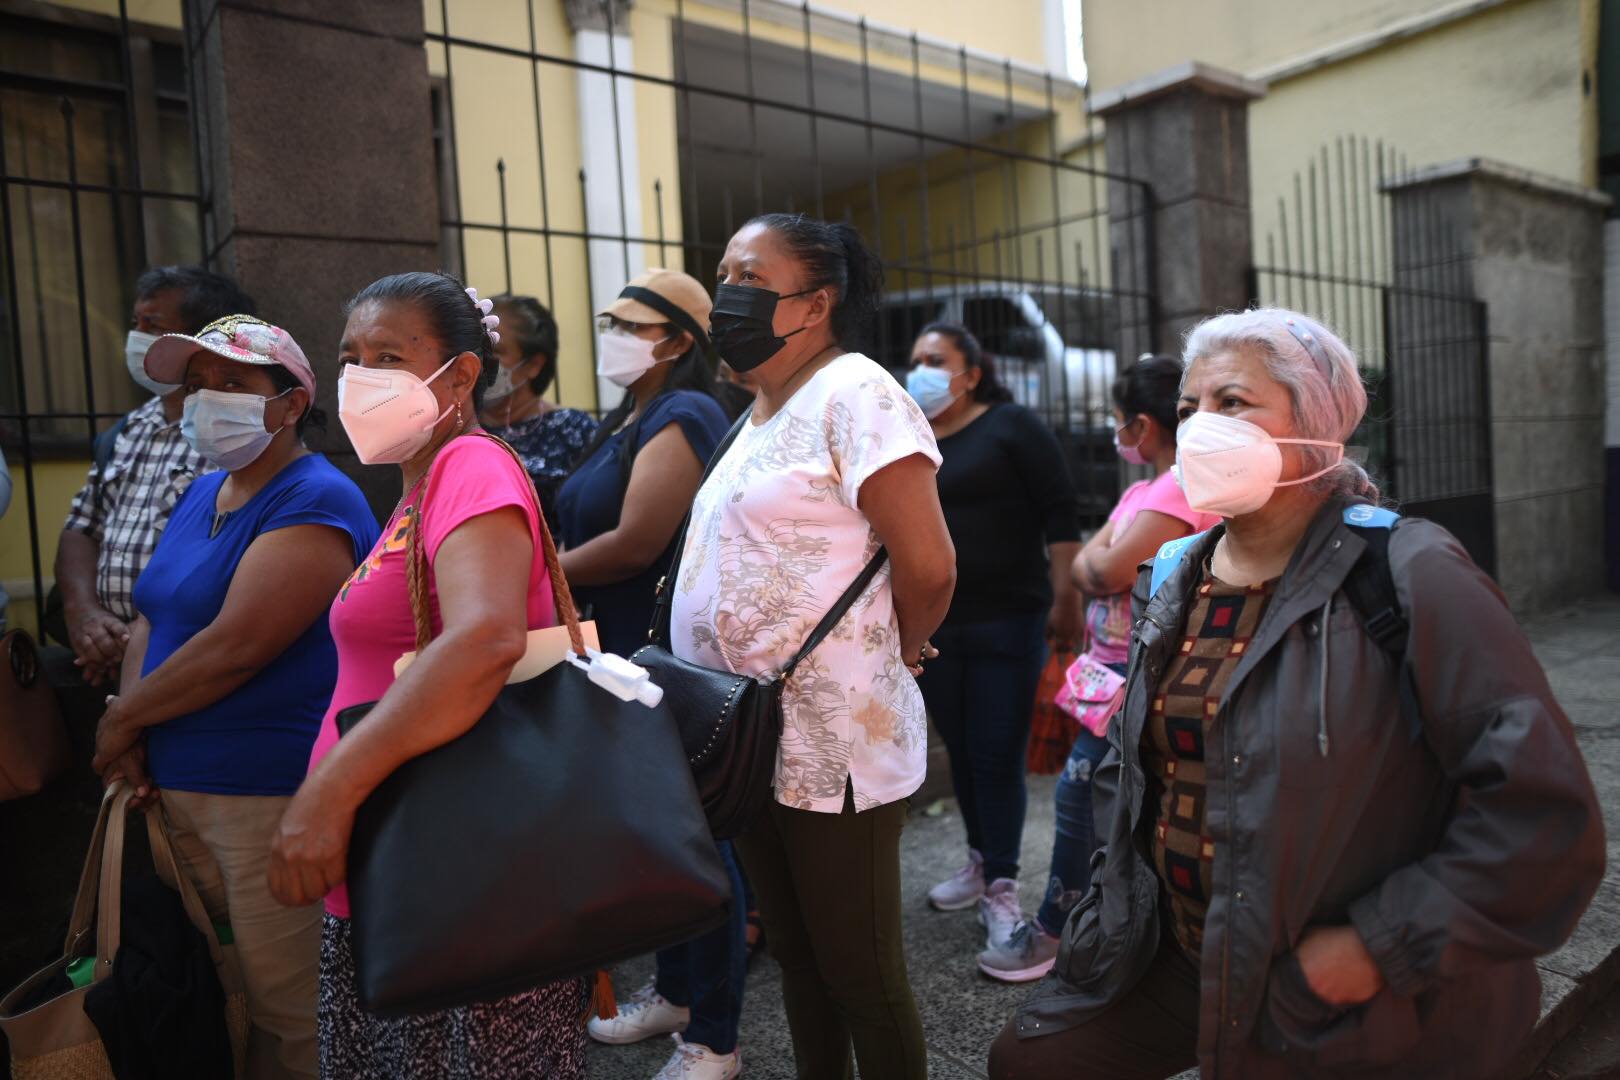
left=335, top=435, right=731, bottom=1018
left=632, top=417, right=888, bottom=840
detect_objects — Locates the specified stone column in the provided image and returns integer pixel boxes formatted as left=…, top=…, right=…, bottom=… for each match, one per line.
left=185, top=0, right=442, bottom=517
left=1385, top=160, right=1610, bottom=614
left=566, top=0, right=643, bottom=411
left=1092, top=62, right=1264, bottom=360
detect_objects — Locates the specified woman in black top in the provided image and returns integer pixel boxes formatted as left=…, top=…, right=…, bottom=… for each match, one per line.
left=906, top=322, right=1082, bottom=959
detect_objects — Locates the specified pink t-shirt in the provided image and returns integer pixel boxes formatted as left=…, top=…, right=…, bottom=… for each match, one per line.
left=1084, top=471, right=1220, bottom=666
left=307, top=436, right=555, bottom=917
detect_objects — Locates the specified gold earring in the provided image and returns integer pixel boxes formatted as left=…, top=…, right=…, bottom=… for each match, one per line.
left=455, top=401, right=464, bottom=429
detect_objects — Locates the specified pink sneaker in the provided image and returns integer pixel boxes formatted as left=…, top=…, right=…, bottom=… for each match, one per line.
left=928, top=849, right=985, bottom=911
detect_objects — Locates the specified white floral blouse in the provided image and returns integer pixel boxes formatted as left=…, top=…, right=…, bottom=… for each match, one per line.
left=670, top=352, right=943, bottom=813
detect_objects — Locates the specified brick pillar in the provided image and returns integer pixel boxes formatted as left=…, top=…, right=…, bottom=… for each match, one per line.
left=1092, top=62, right=1264, bottom=360
left=185, top=0, right=442, bottom=517
left=1385, top=160, right=1610, bottom=614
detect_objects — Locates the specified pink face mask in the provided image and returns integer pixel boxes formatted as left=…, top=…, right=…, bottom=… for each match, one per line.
left=337, top=356, right=456, bottom=465
left=1114, top=418, right=1149, bottom=466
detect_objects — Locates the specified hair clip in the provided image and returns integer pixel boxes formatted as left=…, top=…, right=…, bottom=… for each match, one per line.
left=466, top=286, right=501, bottom=345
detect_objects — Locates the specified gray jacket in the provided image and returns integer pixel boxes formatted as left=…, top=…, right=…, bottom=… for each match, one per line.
left=1013, top=500, right=1605, bottom=1078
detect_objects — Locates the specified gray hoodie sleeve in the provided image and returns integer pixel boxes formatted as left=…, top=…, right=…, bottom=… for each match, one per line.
left=1345, top=520, right=1605, bottom=996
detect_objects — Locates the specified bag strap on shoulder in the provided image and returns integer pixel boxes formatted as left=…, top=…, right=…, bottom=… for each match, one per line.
left=650, top=412, right=749, bottom=647
left=1149, top=531, right=1207, bottom=598
left=649, top=412, right=888, bottom=676
left=404, top=432, right=589, bottom=658
left=93, top=414, right=127, bottom=474
left=779, top=549, right=889, bottom=681
left=1339, top=504, right=1423, bottom=741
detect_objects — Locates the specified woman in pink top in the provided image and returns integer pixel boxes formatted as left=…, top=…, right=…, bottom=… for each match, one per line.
left=265, top=272, right=586, bottom=1079
left=977, top=354, right=1218, bottom=985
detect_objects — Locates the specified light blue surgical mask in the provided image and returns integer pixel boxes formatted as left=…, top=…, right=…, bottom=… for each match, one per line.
left=905, top=365, right=958, bottom=419
left=182, top=388, right=290, bottom=471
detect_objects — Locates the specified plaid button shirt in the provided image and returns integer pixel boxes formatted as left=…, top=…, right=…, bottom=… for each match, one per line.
left=62, top=397, right=211, bottom=621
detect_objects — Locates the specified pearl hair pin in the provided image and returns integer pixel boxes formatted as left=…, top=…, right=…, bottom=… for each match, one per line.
left=465, top=286, right=502, bottom=345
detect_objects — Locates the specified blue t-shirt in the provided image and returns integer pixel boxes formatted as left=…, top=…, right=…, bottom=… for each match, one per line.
left=555, top=389, right=730, bottom=656
left=135, top=454, right=380, bottom=796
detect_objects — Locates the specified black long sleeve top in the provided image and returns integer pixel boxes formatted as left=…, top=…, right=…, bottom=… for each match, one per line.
left=935, top=401, right=1081, bottom=625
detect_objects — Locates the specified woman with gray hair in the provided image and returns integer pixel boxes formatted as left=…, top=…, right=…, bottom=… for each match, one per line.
left=987, top=307, right=1604, bottom=1078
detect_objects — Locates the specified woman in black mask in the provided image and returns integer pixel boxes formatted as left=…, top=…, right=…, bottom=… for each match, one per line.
left=666, top=213, right=956, bottom=1079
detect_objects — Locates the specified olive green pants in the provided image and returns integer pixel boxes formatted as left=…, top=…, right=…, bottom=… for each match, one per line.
left=736, top=789, right=926, bottom=1080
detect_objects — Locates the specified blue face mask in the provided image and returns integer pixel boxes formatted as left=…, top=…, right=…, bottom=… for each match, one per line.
left=182, top=388, right=289, bottom=471
left=905, top=365, right=958, bottom=419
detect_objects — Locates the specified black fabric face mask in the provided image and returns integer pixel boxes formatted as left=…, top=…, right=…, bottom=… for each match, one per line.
left=708, top=283, right=811, bottom=372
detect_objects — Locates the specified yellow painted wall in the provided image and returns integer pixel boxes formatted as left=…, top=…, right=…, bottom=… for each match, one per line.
left=42, top=0, right=180, bottom=29
left=1249, top=0, right=1596, bottom=264
left=420, top=0, right=1062, bottom=412
left=833, top=0, right=1050, bottom=69
left=0, top=460, right=89, bottom=633
left=427, top=0, right=689, bottom=412
left=1085, top=0, right=1594, bottom=210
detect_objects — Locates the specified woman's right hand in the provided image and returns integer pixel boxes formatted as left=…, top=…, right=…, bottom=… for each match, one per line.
left=268, top=772, right=356, bottom=908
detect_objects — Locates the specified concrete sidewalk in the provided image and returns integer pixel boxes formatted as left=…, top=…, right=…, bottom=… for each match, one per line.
left=586, top=595, right=1620, bottom=1079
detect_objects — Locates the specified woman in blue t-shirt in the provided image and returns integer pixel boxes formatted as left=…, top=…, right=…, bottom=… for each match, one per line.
left=554, top=270, right=746, bottom=1077
left=555, top=269, right=730, bottom=658
left=91, top=315, right=378, bottom=1080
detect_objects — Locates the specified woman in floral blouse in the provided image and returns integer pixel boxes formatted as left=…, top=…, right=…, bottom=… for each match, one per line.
left=478, top=294, right=596, bottom=526
left=672, top=213, right=956, bottom=1080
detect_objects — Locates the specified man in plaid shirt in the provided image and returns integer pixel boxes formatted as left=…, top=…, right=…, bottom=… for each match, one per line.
left=55, top=266, right=256, bottom=686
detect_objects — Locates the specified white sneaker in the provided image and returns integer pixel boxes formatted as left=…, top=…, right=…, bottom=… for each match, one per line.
left=586, top=982, right=690, bottom=1046
left=928, top=849, right=985, bottom=911
left=652, top=1034, right=741, bottom=1079
left=977, top=878, right=1023, bottom=950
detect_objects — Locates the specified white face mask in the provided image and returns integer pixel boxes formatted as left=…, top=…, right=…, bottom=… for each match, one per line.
left=126, top=330, right=179, bottom=397
left=181, top=388, right=288, bottom=471
left=1173, top=410, right=1344, bottom=517
left=597, top=330, right=668, bottom=389
left=337, top=357, right=456, bottom=465
left=486, top=361, right=517, bottom=403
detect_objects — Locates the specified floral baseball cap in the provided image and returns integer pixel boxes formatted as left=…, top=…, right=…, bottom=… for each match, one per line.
left=144, top=314, right=316, bottom=398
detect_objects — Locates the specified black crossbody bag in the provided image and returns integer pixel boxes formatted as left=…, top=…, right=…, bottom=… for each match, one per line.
left=633, top=414, right=888, bottom=839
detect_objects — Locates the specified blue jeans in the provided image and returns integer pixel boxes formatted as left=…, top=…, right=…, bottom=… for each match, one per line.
left=654, top=840, right=747, bottom=1055
left=1034, top=661, right=1125, bottom=937
left=918, top=612, right=1048, bottom=883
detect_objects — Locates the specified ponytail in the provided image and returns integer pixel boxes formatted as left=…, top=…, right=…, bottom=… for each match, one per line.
left=747, top=213, right=885, bottom=351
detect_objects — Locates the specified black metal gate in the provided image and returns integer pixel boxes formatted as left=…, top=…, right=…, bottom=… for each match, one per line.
left=1249, top=136, right=1495, bottom=575
left=426, top=0, right=1156, bottom=524
left=0, top=0, right=210, bottom=636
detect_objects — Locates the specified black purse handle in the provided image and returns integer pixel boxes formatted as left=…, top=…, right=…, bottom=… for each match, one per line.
left=650, top=411, right=889, bottom=681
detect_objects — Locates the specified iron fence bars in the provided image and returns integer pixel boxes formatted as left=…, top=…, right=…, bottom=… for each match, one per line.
left=0, top=0, right=208, bottom=636
left=1250, top=133, right=1495, bottom=575
left=426, top=0, right=1155, bottom=528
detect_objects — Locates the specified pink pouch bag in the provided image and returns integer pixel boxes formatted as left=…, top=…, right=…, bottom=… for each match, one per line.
left=1054, top=652, right=1126, bottom=739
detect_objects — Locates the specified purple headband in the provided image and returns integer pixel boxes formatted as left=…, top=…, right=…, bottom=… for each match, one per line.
left=1283, top=317, right=1335, bottom=377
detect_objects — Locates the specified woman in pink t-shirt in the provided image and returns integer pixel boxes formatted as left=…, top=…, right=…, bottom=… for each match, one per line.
left=265, top=272, right=585, bottom=1079
left=977, top=355, right=1218, bottom=985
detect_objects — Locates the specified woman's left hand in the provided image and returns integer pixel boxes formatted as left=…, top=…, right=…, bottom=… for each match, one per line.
left=268, top=775, right=356, bottom=908
left=1294, top=924, right=1385, bottom=1007
left=91, top=697, right=140, bottom=776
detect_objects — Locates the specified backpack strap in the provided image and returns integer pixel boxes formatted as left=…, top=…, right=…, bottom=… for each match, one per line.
left=93, top=413, right=127, bottom=474
left=1339, top=504, right=1423, bottom=741
left=1149, top=531, right=1207, bottom=598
